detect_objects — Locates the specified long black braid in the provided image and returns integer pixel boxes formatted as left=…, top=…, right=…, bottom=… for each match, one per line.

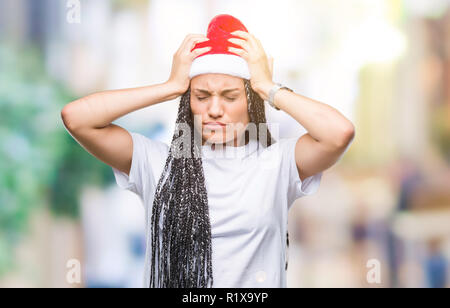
left=149, top=78, right=276, bottom=288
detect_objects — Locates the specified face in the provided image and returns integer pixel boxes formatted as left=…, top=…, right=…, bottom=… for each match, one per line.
left=190, top=73, right=250, bottom=146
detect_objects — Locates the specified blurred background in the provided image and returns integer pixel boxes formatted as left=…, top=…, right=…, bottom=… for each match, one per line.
left=1, top=0, right=450, bottom=288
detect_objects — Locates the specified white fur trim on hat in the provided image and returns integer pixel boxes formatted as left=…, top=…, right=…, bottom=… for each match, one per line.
left=189, top=53, right=250, bottom=80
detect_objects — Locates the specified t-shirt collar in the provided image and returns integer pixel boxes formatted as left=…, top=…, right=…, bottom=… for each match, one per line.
left=201, top=138, right=260, bottom=160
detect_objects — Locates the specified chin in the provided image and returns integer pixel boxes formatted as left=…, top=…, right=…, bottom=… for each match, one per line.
left=202, top=132, right=234, bottom=145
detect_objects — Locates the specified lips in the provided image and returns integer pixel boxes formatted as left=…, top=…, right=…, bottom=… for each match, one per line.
left=203, top=122, right=226, bottom=130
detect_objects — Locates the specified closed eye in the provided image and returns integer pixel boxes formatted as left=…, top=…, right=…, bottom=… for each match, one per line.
left=197, top=96, right=237, bottom=101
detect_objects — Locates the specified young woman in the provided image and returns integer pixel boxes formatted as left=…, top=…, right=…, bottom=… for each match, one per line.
left=61, top=14, right=355, bottom=288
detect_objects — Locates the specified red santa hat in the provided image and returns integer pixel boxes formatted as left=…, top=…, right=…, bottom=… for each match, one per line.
left=189, top=14, right=251, bottom=80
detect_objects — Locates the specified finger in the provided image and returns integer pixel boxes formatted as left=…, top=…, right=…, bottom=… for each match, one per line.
left=230, top=30, right=249, bottom=39
left=188, top=35, right=209, bottom=47
left=227, top=38, right=251, bottom=52
left=188, top=36, right=210, bottom=52
left=181, top=34, right=206, bottom=47
left=230, top=30, right=258, bottom=49
left=191, top=46, right=212, bottom=58
left=228, top=46, right=248, bottom=60
left=180, top=34, right=208, bottom=51
left=186, top=33, right=208, bottom=41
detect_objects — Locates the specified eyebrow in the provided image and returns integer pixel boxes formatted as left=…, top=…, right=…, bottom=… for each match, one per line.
left=193, top=88, right=241, bottom=95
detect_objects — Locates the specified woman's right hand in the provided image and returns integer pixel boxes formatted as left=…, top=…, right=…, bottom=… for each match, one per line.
left=167, top=34, right=211, bottom=95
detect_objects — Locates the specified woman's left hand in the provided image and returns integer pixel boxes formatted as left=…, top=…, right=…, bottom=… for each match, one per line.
left=228, top=31, right=274, bottom=98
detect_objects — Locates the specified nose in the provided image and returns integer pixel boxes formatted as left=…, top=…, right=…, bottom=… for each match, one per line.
left=207, top=96, right=224, bottom=119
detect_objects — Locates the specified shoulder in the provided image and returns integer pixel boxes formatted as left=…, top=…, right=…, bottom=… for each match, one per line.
left=264, top=137, right=298, bottom=155
left=129, top=132, right=169, bottom=154
left=255, top=137, right=298, bottom=169
left=128, top=132, right=170, bottom=173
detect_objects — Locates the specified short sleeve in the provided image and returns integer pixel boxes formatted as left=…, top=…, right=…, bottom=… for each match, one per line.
left=281, top=137, right=323, bottom=210
left=111, top=132, right=169, bottom=202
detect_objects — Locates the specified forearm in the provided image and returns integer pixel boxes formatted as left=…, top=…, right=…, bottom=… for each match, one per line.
left=257, top=83, right=355, bottom=148
left=61, top=81, right=182, bottom=130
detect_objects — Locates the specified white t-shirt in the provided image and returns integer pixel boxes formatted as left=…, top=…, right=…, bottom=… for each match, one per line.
left=112, top=132, right=322, bottom=288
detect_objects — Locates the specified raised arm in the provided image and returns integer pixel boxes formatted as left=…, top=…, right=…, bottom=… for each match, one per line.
left=60, top=34, right=211, bottom=176
left=259, top=87, right=355, bottom=181
left=226, top=30, right=355, bottom=182
left=60, top=82, right=182, bottom=175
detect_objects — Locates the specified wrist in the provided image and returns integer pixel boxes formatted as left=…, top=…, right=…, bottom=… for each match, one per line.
left=164, top=80, right=186, bottom=99
left=256, top=81, right=276, bottom=101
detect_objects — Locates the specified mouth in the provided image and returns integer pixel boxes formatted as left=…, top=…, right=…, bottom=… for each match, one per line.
left=203, top=122, right=227, bottom=130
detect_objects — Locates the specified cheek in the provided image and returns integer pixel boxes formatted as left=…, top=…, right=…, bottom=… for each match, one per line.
left=190, top=101, right=206, bottom=120
left=190, top=101, right=207, bottom=134
left=227, top=99, right=249, bottom=123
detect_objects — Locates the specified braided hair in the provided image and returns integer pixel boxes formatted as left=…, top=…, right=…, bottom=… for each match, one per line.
left=149, top=78, right=275, bottom=288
